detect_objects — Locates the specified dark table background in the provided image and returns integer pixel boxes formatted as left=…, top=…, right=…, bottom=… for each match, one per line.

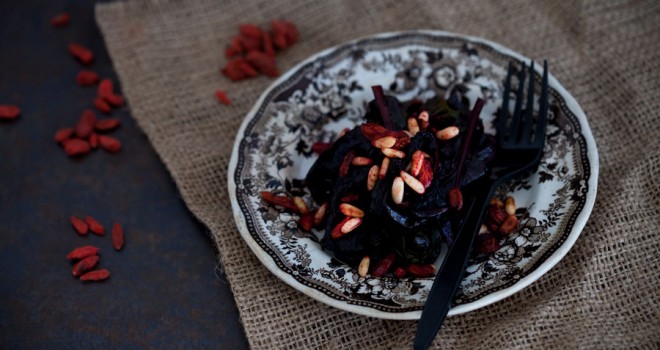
left=0, top=1, right=249, bottom=348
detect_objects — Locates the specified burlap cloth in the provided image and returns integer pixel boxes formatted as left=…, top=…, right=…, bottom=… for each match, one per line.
left=95, top=0, right=659, bottom=348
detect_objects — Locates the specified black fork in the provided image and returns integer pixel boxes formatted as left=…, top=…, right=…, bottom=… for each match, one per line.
left=414, top=60, right=549, bottom=350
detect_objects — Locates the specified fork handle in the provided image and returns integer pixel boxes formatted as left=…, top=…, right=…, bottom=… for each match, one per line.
left=413, top=181, right=495, bottom=350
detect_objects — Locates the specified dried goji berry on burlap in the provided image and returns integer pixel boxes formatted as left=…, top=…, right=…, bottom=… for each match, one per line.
left=112, top=223, right=124, bottom=251
left=98, top=135, right=121, bottom=153
left=50, top=12, right=71, bottom=27
left=79, top=269, right=110, bottom=282
left=63, top=139, right=91, bottom=157
left=76, top=70, right=99, bottom=86
left=70, top=216, right=89, bottom=235
left=94, top=118, right=120, bottom=132
left=85, top=216, right=105, bottom=236
left=74, top=109, right=96, bottom=138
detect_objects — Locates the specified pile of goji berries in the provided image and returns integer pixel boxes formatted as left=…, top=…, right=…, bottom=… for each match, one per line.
left=67, top=215, right=125, bottom=282
left=215, top=20, right=299, bottom=105
left=49, top=12, right=126, bottom=158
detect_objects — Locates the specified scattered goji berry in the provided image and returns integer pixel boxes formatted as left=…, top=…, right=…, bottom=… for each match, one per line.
left=98, top=135, right=121, bottom=153
left=70, top=216, right=89, bottom=235
left=246, top=50, right=279, bottom=77
left=214, top=90, right=231, bottom=105
left=272, top=31, right=287, bottom=50
left=74, top=109, right=96, bottom=138
left=239, top=24, right=263, bottom=39
left=89, top=133, right=98, bottom=148
left=237, top=61, right=258, bottom=78
left=72, top=255, right=99, bottom=277
left=76, top=70, right=99, bottom=86
left=94, top=118, right=120, bottom=131
left=280, top=20, right=299, bottom=46
left=97, top=79, right=113, bottom=98
left=239, top=35, right=261, bottom=51
left=103, top=94, right=124, bottom=107
left=112, top=222, right=124, bottom=251
left=80, top=269, right=110, bottom=282
left=262, top=31, right=275, bottom=57
left=85, top=216, right=105, bottom=236
left=93, top=97, right=111, bottom=114
left=66, top=245, right=100, bottom=261
left=63, top=139, right=91, bottom=157
left=50, top=12, right=71, bottom=27
left=0, top=105, right=20, bottom=120
left=68, top=43, right=94, bottom=65
left=55, top=127, right=74, bottom=143
left=221, top=60, right=246, bottom=81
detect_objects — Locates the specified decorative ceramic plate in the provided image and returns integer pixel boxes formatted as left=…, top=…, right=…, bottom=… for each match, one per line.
left=228, top=30, right=598, bottom=320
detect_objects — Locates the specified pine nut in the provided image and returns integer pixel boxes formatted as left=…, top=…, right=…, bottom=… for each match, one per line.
left=339, top=203, right=365, bottom=218
left=435, top=126, right=459, bottom=140
left=372, top=136, right=397, bottom=149
left=358, top=256, right=370, bottom=277
left=351, top=156, right=373, bottom=166
left=505, top=196, right=516, bottom=216
left=341, top=217, right=363, bottom=234
left=391, top=176, right=404, bottom=204
left=400, top=170, right=425, bottom=194
left=479, top=224, right=489, bottom=235
left=379, top=157, right=390, bottom=179
left=418, top=110, right=429, bottom=122
left=367, top=165, right=379, bottom=191
left=407, top=117, right=420, bottom=135
left=382, top=148, right=405, bottom=158
left=293, top=196, right=309, bottom=214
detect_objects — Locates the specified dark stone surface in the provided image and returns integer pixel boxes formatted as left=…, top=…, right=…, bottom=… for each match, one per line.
left=0, top=1, right=249, bottom=349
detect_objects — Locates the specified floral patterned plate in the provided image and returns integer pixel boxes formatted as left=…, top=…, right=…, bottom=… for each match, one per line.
left=228, top=30, right=598, bottom=320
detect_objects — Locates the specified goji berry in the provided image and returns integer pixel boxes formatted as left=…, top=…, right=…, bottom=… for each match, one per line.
left=68, top=43, right=94, bottom=65
left=112, top=222, right=124, bottom=251
left=298, top=213, right=313, bottom=232
left=93, top=98, right=111, bottom=114
left=0, top=105, right=20, bottom=120
left=311, top=142, right=332, bottom=154
left=230, top=36, right=244, bottom=54
left=239, top=23, right=263, bottom=39
left=239, top=35, right=261, bottom=51
left=54, top=128, right=74, bottom=143
left=215, top=90, right=231, bottom=105
left=97, top=79, right=113, bottom=98
left=66, top=245, right=99, bottom=261
left=79, top=269, right=110, bottom=282
left=63, top=139, right=91, bottom=157
left=98, top=135, right=121, bottom=153
left=50, top=12, right=71, bottom=27
left=94, top=118, right=120, bottom=131
left=74, top=109, right=96, bottom=138
left=221, top=60, right=246, bottom=81
left=246, top=50, right=279, bottom=77
left=394, top=267, right=407, bottom=279
left=272, top=31, right=287, bottom=50
left=371, top=253, right=396, bottom=277
left=103, top=94, right=124, bottom=107
left=72, top=255, right=99, bottom=277
left=70, top=216, right=89, bottom=235
left=85, top=216, right=105, bottom=236
left=262, top=31, right=275, bottom=57
left=89, top=133, right=98, bottom=148
left=237, top=61, right=258, bottom=78
left=76, top=70, right=99, bottom=86
left=260, top=191, right=300, bottom=213
left=281, top=21, right=299, bottom=46
left=225, top=46, right=240, bottom=58
left=405, top=264, right=436, bottom=278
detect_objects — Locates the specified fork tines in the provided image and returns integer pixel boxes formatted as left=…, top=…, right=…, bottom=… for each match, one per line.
left=499, top=60, right=549, bottom=147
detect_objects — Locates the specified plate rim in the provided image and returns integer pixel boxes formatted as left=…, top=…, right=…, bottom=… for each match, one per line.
left=227, top=29, right=599, bottom=320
